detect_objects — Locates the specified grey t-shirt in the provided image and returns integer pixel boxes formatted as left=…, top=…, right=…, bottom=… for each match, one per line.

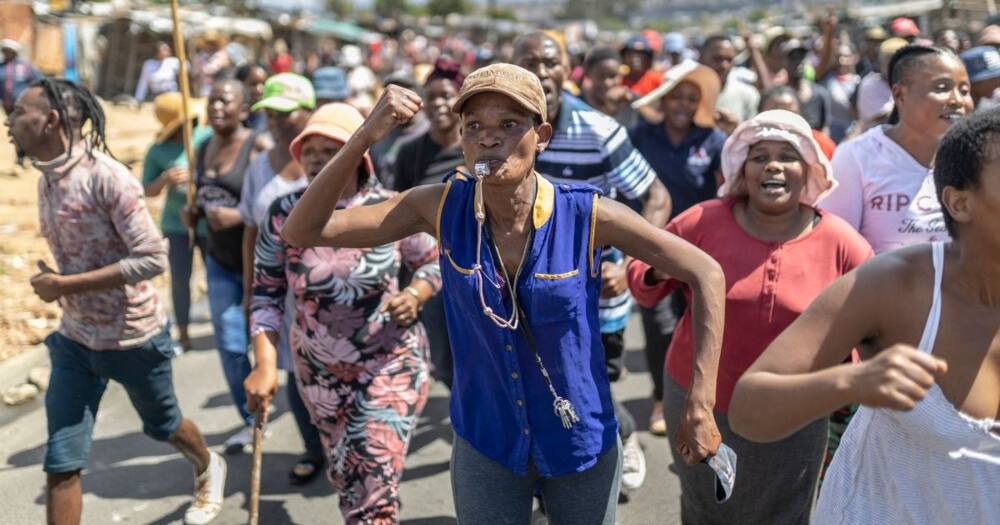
left=239, top=152, right=307, bottom=228
left=716, top=75, right=760, bottom=123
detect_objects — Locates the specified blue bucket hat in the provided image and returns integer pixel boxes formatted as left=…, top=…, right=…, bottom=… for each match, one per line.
left=312, top=67, right=351, bottom=101
left=961, top=46, right=1000, bottom=84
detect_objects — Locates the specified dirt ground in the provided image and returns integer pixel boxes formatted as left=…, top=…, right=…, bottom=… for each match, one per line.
left=0, top=103, right=174, bottom=361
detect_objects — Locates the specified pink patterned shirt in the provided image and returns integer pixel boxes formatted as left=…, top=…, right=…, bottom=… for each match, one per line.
left=36, top=145, right=168, bottom=350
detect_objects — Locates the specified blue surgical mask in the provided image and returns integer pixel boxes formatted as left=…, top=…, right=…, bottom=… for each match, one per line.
left=704, top=442, right=737, bottom=503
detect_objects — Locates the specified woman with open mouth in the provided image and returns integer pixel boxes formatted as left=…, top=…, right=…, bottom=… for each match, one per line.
left=628, top=110, right=873, bottom=524
left=278, top=63, right=728, bottom=524
left=820, top=44, right=974, bottom=254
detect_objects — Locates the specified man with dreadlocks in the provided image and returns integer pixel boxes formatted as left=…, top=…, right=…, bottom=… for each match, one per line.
left=6, top=78, right=226, bottom=525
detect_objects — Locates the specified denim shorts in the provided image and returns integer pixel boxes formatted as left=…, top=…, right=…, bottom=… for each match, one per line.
left=43, top=326, right=183, bottom=473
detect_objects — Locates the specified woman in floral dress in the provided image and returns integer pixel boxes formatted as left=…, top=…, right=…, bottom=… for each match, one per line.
left=244, top=103, right=441, bottom=524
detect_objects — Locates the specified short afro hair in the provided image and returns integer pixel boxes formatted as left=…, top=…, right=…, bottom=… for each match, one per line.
left=934, top=108, right=1000, bottom=238
left=584, top=46, right=621, bottom=72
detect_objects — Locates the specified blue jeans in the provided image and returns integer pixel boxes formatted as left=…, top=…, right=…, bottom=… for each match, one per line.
left=451, top=435, right=622, bottom=525
left=206, top=256, right=252, bottom=426
left=43, top=327, right=181, bottom=473
left=165, top=232, right=207, bottom=327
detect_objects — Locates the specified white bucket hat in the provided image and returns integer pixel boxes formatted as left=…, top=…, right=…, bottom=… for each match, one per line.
left=718, top=110, right=836, bottom=206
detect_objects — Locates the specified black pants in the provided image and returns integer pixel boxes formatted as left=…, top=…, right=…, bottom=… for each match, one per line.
left=640, top=292, right=683, bottom=402
left=602, top=330, right=635, bottom=440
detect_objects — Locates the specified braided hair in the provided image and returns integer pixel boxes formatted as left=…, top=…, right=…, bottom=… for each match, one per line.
left=885, top=45, right=955, bottom=125
left=31, top=77, right=113, bottom=160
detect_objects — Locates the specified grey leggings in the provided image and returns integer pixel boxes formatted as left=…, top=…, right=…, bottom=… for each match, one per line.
left=451, top=434, right=622, bottom=525
left=663, top=375, right=827, bottom=525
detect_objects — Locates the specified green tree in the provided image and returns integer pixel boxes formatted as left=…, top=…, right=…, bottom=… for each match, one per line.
left=326, top=0, right=349, bottom=16
left=748, top=8, right=768, bottom=23
left=426, top=0, right=469, bottom=16
left=375, top=0, right=409, bottom=18
left=487, top=7, right=517, bottom=21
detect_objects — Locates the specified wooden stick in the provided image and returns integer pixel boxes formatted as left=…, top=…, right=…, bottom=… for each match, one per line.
left=248, top=403, right=268, bottom=525
left=168, top=0, right=197, bottom=248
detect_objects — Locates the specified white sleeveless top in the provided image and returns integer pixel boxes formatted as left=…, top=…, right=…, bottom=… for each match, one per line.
left=814, top=242, right=1000, bottom=524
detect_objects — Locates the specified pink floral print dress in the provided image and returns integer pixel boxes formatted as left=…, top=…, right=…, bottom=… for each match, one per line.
left=250, top=183, right=441, bottom=524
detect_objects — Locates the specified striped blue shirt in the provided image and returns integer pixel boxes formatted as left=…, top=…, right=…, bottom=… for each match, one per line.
left=537, top=92, right=657, bottom=199
left=536, top=92, right=658, bottom=331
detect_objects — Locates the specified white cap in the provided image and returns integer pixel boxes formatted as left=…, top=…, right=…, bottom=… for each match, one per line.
left=0, top=39, right=22, bottom=53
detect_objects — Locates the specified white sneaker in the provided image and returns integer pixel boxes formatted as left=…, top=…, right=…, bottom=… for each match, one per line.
left=222, top=425, right=271, bottom=455
left=184, top=451, right=226, bottom=525
left=223, top=426, right=253, bottom=455
left=621, top=434, right=647, bottom=491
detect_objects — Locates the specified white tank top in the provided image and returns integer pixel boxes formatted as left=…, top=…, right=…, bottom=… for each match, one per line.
left=814, top=242, right=1000, bottom=524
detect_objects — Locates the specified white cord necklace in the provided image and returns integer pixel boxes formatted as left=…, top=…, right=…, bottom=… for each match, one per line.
left=469, top=172, right=580, bottom=429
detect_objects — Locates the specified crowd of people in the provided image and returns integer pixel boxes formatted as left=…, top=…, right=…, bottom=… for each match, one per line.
left=5, top=11, right=1000, bottom=525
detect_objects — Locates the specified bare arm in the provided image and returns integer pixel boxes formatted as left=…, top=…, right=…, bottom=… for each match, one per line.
left=640, top=177, right=671, bottom=228
left=596, top=197, right=726, bottom=464
left=729, top=253, right=947, bottom=442
left=144, top=172, right=170, bottom=197
left=245, top=329, right=280, bottom=413
left=745, top=35, right=774, bottom=91
left=282, top=85, right=439, bottom=248
left=205, top=206, right=243, bottom=231
left=813, top=15, right=839, bottom=83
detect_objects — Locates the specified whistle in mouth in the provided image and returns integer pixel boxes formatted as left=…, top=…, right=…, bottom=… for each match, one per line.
left=474, top=161, right=490, bottom=178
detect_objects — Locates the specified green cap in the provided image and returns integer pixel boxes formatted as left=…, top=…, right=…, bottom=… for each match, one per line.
left=251, top=73, right=316, bottom=112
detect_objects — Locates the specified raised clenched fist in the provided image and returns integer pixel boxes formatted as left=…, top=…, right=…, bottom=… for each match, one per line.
left=360, top=85, right=424, bottom=145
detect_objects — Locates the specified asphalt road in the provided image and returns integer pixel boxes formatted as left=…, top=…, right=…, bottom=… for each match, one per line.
left=0, top=308, right=682, bottom=524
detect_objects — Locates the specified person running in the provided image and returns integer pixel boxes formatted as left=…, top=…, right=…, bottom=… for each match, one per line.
left=236, top=63, right=270, bottom=134
left=960, top=46, right=1000, bottom=109
left=236, top=73, right=326, bottom=483
left=730, top=108, right=1000, bottom=525
left=187, top=78, right=267, bottom=454
left=392, top=58, right=466, bottom=389
left=9, top=78, right=225, bottom=525
left=135, top=42, right=180, bottom=103
left=759, top=86, right=838, bottom=160
left=513, top=31, right=671, bottom=493
left=700, top=35, right=760, bottom=129
left=244, top=102, right=440, bottom=523
left=0, top=39, right=40, bottom=115
left=630, top=61, right=725, bottom=439
left=142, top=92, right=212, bottom=351
left=278, top=65, right=726, bottom=525
left=780, top=39, right=832, bottom=132
left=820, top=45, right=973, bottom=254
left=629, top=110, right=872, bottom=524
left=581, top=46, right=640, bottom=129
left=621, top=36, right=663, bottom=98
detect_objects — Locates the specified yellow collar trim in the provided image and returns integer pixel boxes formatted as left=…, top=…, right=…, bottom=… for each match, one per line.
left=533, top=173, right=554, bottom=229
left=471, top=172, right=554, bottom=230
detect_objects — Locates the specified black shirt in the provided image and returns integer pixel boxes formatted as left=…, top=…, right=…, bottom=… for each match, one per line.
left=392, top=131, right=465, bottom=191
left=800, top=82, right=832, bottom=131
left=195, top=133, right=256, bottom=273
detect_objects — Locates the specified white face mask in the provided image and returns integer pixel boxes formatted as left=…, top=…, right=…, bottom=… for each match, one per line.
left=704, top=442, right=738, bottom=503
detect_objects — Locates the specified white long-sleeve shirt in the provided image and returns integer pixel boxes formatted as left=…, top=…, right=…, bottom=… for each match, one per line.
left=135, top=57, right=180, bottom=102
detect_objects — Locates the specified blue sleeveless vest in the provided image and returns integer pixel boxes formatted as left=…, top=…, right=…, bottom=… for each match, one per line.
left=437, top=173, right=618, bottom=476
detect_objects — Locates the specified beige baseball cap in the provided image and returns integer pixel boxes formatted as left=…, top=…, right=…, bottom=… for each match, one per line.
left=451, top=63, right=547, bottom=122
